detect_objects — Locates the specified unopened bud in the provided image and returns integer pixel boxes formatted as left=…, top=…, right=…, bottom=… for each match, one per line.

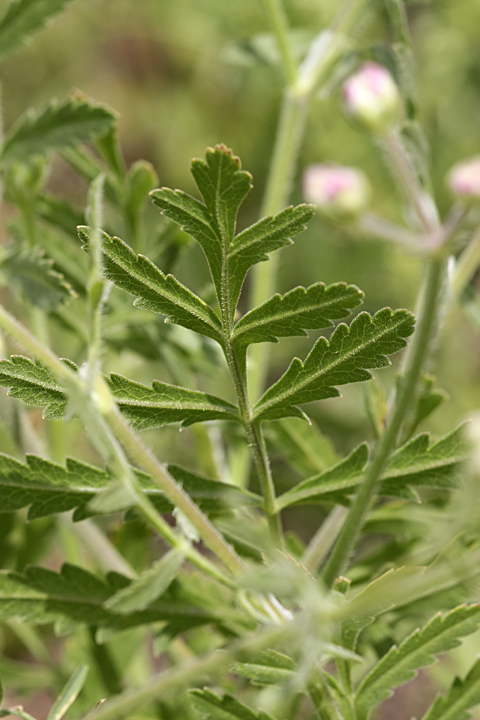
left=343, top=62, right=400, bottom=133
left=303, top=163, right=370, bottom=221
left=448, top=156, right=480, bottom=200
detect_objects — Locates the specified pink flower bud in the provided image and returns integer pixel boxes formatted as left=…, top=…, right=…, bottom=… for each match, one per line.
left=448, top=156, right=480, bottom=199
left=343, top=62, right=400, bottom=132
left=303, top=163, right=370, bottom=221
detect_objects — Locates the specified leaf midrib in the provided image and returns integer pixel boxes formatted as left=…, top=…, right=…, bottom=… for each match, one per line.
left=254, top=314, right=406, bottom=416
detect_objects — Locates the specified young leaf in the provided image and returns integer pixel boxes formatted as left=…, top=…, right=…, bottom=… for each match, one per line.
left=106, top=373, right=241, bottom=429
left=232, top=282, right=364, bottom=346
left=47, top=665, right=88, bottom=720
left=77, top=227, right=223, bottom=344
left=355, top=604, right=480, bottom=720
left=232, top=650, right=296, bottom=686
left=227, top=204, right=315, bottom=312
left=104, top=549, right=184, bottom=614
left=2, top=96, right=117, bottom=164
left=190, top=688, right=274, bottom=720
left=253, top=308, right=415, bottom=423
left=0, top=0, right=73, bottom=62
left=421, top=657, right=480, bottom=720
left=0, top=243, right=76, bottom=310
left=277, top=426, right=468, bottom=509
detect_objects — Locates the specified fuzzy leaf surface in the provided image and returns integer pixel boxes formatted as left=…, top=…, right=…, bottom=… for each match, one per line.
left=0, top=0, right=73, bottom=62
left=78, top=227, right=223, bottom=344
left=232, top=650, right=296, bottom=686
left=254, top=308, right=415, bottom=422
left=228, top=204, right=314, bottom=312
left=0, top=243, right=76, bottom=310
left=232, top=282, right=363, bottom=347
left=421, top=657, right=480, bottom=720
left=2, top=97, right=116, bottom=163
left=106, top=373, right=240, bottom=429
left=190, top=689, right=274, bottom=720
left=0, top=451, right=261, bottom=521
left=355, top=604, right=480, bottom=719
left=0, top=355, right=239, bottom=429
left=277, top=426, right=467, bottom=509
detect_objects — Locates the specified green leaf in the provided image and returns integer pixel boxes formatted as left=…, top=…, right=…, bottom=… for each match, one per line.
left=277, top=426, right=468, bottom=509
left=106, top=373, right=240, bottom=429
left=232, top=282, right=363, bottom=346
left=0, top=564, right=238, bottom=634
left=151, top=146, right=313, bottom=313
left=2, top=96, right=117, bottom=164
left=0, top=243, right=76, bottom=310
left=232, top=650, right=296, bottom=686
left=104, top=549, right=184, bottom=614
left=421, top=657, right=480, bottom=720
left=190, top=144, right=252, bottom=245
left=36, top=194, right=85, bottom=240
left=0, top=355, right=240, bottom=429
left=379, top=424, right=468, bottom=495
left=47, top=665, right=88, bottom=720
left=267, top=417, right=338, bottom=476
left=0, top=0, right=73, bottom=62
left=0, top=450, right=261, bottom=521
left=78, top=227, right=223, bottom=344
left=253, top=308, right=415, bottom=422
left=0, top=355, right=70, bottom=419
left=355, top=604, right=480, bottom=720
left=149, top=187, right=224, bottom=297
left=227, top=204, right=314, bottom=312
left=190, top=689, right=274, bottom=720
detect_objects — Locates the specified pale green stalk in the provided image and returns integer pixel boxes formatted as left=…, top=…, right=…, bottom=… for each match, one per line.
left=323, top=126, right=448, bottom=587
left=0, top=303, right=242, bottom=587
left=452, top=221, right=480, bottom=297
left=79, top=625, right=289, bottom=720
left=302, top=506, right=347, bottom=574
left=261, top=0, right=297, bottom=86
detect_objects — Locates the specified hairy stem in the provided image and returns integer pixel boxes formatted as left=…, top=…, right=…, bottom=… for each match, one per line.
left=77, top=625, right=289, bottom=720
left=323, top=255, right=446, bottom=586
left=0, top=303, right=242, bottom=587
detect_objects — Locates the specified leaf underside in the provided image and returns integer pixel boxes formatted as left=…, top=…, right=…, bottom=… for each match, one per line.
left=254, top=308, right=415, bottom=422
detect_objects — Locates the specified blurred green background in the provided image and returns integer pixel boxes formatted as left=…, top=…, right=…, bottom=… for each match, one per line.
left=2, top=0, right=480, bottom=458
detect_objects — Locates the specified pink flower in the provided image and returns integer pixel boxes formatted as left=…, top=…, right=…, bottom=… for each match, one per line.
left=343, top=62, right=400, bottom=132
left=448, top=156, right=480, bottom=199
left=303, top=164, right=370, bottom=221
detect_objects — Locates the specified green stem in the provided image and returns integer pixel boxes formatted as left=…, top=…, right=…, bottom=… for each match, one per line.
left=0, top=303, right=242, bottom=587
left=77, top=625, right=289, bottom=720
left=452, top=221, right=480, bottom=297
left=301, top=506, right=347, bottom=574
left=261, top=0, right=297, bottom=86
left=322, top=256, right=446, bottom=586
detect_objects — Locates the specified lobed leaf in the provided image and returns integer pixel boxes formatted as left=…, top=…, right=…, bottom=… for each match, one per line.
left=0, top=450, right=261, bottom=521
left=0, top=355, right=240, bottom=429
left=78, top=227, right=223, bottom=344
left=253, top=308, right=415, bottom=422
left=2, top=96, right=117, bottom=164
left=190, top=689, right=274, bottom=720
left=106, top=372, right=241, bottom=429
left=355, top=604, right=480, bottom=719
left=421, top=657, right=480, bottom=720
left=0, top=0, right=73, bottom=62
left=227, top=204, right=315, bottom=312
left=232, top=282, right=363, bottom=347
left=277, top=425, right=468, bottom=509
